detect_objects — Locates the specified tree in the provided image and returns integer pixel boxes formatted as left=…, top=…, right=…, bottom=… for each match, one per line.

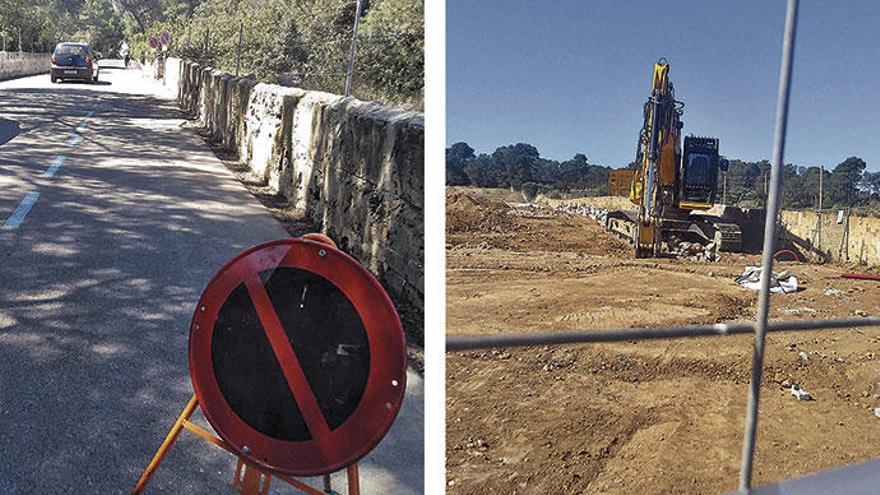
left=76, top=0, right=124, bottom=54
left=462, top=154, right=498, bottom=188
left=357, top=0, right=423, bottom=103
left=827, top=156, right=866, bottom=206
left=862, top=170, right=880, bottom=197
left=445, top=142, right=474, bottom=186
left=490, top=143, right=540, bottom=188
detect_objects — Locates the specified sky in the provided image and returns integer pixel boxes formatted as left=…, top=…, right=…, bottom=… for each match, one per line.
left=447, top=0, right=880, bottom=171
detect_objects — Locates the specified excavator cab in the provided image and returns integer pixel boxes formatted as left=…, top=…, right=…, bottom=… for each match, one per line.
left=678, top=136, right=719, bottom=209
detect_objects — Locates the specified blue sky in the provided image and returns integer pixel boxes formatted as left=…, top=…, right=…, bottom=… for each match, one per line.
left=447, top=0, right=880, bottom=171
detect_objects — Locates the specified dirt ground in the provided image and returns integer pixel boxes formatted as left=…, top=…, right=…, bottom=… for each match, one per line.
left=446, top=188, right=880, bottom=494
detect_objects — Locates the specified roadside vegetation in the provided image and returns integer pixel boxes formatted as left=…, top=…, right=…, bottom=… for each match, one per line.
left=2, top=0, right=423, bottom=108
left=447, top=141, right=880, bottom=212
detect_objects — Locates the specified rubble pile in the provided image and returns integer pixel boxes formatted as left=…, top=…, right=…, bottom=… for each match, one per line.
left=555, top=203, right=609, bottom=225
left=558, top=202, right=722, bottom=262
left=667, top=239, right=719, bottom=262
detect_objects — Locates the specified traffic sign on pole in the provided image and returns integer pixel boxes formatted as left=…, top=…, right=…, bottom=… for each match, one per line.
left=148, top=36, right=158, bottom=49
left=188, top=238, right=407, bottom=476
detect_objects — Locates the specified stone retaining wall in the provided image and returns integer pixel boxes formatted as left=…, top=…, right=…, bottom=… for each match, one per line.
left=0, top=52, right=49, bottom=81
left=780, top=210, right=880, bottom=266
left=175, top=60, right=424, bottom=341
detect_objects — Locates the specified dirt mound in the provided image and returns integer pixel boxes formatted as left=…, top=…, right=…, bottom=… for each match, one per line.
left=446, top=189, right=514, bottom=234
left=446, top=188, right=630, bottom=255
left=446, top=196, right=880, bottom=494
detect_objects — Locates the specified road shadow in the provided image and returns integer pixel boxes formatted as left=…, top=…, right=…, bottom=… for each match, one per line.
left=0, top=118, right=20, bottom=145
left=0, top=82, right=423, bottom=494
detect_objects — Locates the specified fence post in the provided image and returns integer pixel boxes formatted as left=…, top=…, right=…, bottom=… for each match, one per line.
left=738, top=0, right=799, bottom=490
left=344, top=0, right=363, bottom=96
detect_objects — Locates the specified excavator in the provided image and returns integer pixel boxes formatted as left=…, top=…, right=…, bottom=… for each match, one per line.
left=605, top=58, right=743, bottom=258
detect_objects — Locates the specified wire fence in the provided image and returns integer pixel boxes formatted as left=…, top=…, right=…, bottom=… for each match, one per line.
left=446, top=0, right=875, bottom=491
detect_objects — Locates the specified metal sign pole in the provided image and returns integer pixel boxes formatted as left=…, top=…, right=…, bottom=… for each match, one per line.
left=738, top=0, right=799, bottom=490
left=344, top=0, right=363, bottom=96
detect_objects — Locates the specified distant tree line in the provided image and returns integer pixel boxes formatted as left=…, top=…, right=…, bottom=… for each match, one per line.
left=446, top=142, right=611, bottom=197
left=447, top=141, right=877, bottom=210
left=0, top=0, right=123, bottom=54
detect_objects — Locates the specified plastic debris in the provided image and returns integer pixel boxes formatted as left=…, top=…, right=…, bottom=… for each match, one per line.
left=735, top=266, right=798, bottom=294
left=790, top=384, right=813, bottom=401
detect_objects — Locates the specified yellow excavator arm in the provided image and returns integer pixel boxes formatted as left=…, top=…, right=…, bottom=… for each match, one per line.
left=626, top=59, right=721, bottom=257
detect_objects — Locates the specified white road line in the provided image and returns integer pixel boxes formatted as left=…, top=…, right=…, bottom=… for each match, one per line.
left=2, top=192, right=40, bottom=230
left=66, top=134, right=82, bottom=146
left=43, top=155, right=67, bottom=178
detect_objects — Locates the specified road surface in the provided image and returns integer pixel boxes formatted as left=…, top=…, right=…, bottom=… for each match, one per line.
left=0, top=61, right=423, bottom=494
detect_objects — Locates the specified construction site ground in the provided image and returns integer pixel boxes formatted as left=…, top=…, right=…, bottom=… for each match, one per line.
left=446, top=188, right=880, bottom=495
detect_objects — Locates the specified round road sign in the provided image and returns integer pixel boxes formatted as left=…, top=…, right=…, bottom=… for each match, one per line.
left=160, top=31, right=172, bottom=46
left=188, top=238, right=407, bottom=476
left=148, top=36, right=159, bottom=49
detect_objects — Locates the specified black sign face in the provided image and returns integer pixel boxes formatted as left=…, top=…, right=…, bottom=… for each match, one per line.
left=189, top=239, right=407, bottom=476
left=211, top=268, right=370, bottom=441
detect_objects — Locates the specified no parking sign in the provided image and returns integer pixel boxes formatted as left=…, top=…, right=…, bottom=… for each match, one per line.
left=134, top=237, right=408, bottom=493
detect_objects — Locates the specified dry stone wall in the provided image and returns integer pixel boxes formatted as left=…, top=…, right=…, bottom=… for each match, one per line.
left=0, top=52, right=49, bottom=81
left=175, top=60, right=424, bottom=341
left=780, top=210, right=880, bottom=266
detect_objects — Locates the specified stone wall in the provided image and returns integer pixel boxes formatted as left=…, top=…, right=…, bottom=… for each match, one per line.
left=780, top=210, right=880, bottom=266
left=176, top=60, right=424, bottom=341
left=0, top=52, right=49, bottom=81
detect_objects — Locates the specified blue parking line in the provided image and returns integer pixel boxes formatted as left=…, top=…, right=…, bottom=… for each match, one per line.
left=43, top=155, right=67, bottom=178
left=66, top=134, right=81, bottom=146
left=2, top=192, right=40, bottom=230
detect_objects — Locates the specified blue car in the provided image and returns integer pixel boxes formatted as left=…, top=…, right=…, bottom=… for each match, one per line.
left=50, top=42, right=100, bottom=83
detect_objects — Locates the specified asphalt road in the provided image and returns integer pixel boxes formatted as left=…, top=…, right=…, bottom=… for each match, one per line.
left=0, top=62, right=423, bottom=494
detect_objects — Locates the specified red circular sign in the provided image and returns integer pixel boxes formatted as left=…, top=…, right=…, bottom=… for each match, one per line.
left=189, top=238, right=407, bottom=476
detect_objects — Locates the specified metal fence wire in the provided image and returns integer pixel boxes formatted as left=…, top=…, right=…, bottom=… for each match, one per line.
left=446, top=0, right=874, bottom=491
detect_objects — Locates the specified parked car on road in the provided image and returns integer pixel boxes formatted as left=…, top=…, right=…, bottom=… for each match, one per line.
left=50, top=43, right=100, bottom=83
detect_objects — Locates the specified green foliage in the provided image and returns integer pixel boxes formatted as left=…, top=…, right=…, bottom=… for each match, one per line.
left=445, top=142, right=473, bottom=186
left=0, top=0, right=124, bottom=53
left=356, top=0, right=423, bottom=104
left=75, top=0, right=124, bottom=54
left=115, top=0, right=422, bottom=107
left=448, top=141, right=876, bottom=211
left=0, top=0, right=422, bottom=106
left=448, top=141, right=610, bottom=195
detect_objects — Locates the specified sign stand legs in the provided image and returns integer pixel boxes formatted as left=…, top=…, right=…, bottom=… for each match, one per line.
left=132, top=394, right=361, bottom=495
left=132, top=395, right=198, bottom=493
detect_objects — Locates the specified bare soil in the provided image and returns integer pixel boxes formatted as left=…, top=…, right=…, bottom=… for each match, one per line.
left=446, top=189, right=880, bottom=494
